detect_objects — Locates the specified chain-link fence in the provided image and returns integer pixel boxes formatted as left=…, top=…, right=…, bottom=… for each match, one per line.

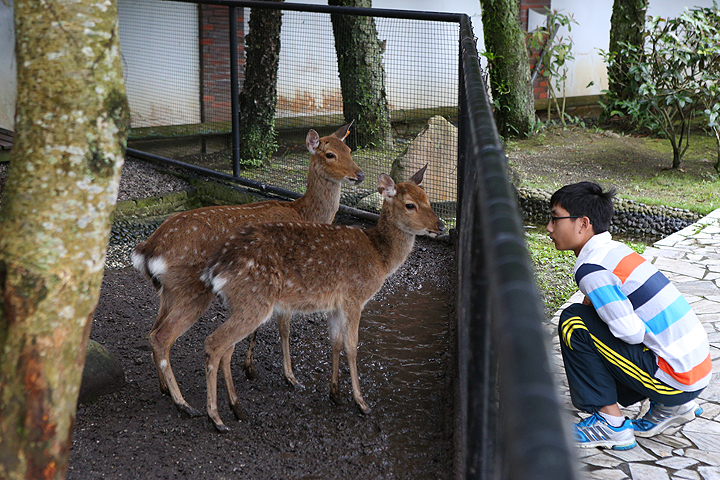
left=120, top=0, right=458, bottom=223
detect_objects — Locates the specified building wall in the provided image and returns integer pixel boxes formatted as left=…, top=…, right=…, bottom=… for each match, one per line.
left=0, top=1, right=16, bottom=132
left=551, top=0, right=715, bottom=98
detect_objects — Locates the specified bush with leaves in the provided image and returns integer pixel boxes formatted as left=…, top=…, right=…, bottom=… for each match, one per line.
left=601, top=3, right=720, bottom=171
left=527, top=8, right=578, bottom=128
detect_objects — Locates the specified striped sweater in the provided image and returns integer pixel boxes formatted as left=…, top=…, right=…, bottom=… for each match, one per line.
left=574, top=232, right=712, bottom=392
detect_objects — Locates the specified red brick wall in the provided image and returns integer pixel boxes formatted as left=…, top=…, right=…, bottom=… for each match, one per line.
left=521, top=0, right=552, bottom=101
left=199, top=5, right=245, bottom=123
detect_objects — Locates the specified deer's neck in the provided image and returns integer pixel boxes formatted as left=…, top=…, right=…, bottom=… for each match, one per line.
left=366, top=211, right=416, bottom=276
left=293, top=172, right=342, bottom=224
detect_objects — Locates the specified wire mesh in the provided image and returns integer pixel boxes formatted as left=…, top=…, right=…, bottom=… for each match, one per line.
left=119, top=2, right=459, bottom=223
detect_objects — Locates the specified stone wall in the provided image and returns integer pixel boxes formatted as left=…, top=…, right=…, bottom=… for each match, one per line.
left=517, top=186, right=701, bottom=239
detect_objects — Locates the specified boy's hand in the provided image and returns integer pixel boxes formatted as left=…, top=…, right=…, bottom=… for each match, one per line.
left=582, top=296, right=593, bottom=307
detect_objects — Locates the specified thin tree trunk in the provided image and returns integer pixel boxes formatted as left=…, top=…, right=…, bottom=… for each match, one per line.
left=480, top=0, right=535, bottom=138
left=237, top=0, right=283, bottom=167
left=330, top=0, right=393, bottom=149
left=0, top=0, right=129, bottom=478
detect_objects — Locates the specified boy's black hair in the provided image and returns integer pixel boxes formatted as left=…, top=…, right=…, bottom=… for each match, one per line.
left=550, top=182, right=616, bottom=234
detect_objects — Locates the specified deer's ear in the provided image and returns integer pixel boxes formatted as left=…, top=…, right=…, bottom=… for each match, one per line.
left=377, top=173, right=397, bottom=200
left=306, top=129, right=320, bottom=154
left=410, top=164, right=428, bottom=186
left=334, top=120, right=354, bottom=142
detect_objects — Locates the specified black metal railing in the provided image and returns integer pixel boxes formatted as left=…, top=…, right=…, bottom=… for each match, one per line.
left=457, top=15, right=577, bottom=480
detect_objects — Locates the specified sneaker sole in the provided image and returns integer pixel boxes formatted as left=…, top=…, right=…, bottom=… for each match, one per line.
left=633, top=405, right=703, bottom=438
left=576, top=439, right=637, bottom=450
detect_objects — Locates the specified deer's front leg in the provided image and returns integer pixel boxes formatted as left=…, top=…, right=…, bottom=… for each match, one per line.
left=343, top=307, right=370, bottom=414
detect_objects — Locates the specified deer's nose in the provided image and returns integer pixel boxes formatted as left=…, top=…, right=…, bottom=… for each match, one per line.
left=437, top=219, right=447, bottom=235
left=354, top=171, right=365, bottom=184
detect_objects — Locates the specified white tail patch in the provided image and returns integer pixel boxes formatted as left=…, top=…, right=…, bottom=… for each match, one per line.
left=210, top=274, right=228, bottom=296
left=147, top=256, right=168, bottom=278
left=131, top=251, right=146, bottom=272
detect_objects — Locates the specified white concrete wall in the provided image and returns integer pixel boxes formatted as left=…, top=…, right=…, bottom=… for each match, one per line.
left=278, top=0, right=483, bottom=116
left=118, top=0, right=200, bottom=127
left=0, top=0, right=16, bottom=131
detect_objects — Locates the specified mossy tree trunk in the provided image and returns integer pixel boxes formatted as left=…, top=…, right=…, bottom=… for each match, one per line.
left=237, top=0, right=283, bottom=167
left=608, top=0, right=647, bottom=101
left=0, top=1, right=129, bottom=478
left=329, top=0, right=393, bottom=150
left=480, top=0, right=535, bottom=138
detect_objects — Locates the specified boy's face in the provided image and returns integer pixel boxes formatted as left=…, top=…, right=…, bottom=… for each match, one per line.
left=546, top=204, right=593, bottom=256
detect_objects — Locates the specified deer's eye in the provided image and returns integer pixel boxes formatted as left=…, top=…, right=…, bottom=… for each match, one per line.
left=405, top=203, right=416, bottom=211
left=325, top=152, right=336, bottom=160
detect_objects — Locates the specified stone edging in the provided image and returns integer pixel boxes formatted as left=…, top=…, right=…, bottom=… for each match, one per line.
left=516, top=186, right=702, bottom=239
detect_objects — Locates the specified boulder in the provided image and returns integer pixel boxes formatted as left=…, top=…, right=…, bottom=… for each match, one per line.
left=390, top=115, right=457, bottom=203
left=78, top=340, right=125, bottom=404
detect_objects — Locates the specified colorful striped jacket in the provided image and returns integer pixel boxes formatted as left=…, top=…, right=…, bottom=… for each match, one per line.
left=574, top=232, right=712, bottom=392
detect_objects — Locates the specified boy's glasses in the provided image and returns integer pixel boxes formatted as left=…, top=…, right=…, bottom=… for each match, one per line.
left=549, top=215, right=582, bottom=224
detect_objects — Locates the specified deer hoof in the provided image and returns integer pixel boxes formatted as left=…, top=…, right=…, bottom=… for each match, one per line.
left=330, top=384, right=342, bottom=405
left=230, top=402, right=249, bottom=422
left=286, top=377, right=305, bottom=391
left=209, top=417, right=231, bottom=433
left=176, top=403, right=203, bottom=418
left=356, top=402, right=372, bottom=415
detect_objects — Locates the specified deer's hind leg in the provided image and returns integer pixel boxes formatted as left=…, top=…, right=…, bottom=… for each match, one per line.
left=206, top=302, right=274, bottom=433
left=149, top=284, right=213, bottom=418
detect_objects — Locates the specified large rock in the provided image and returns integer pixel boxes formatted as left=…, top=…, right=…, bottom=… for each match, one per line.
left=78, top=340, right=125, bottom=404
left=390, top=116, right=457, bottom=203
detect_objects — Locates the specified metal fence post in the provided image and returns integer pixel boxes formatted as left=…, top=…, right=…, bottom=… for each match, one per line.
left=229, top=5, right=241, bottom=178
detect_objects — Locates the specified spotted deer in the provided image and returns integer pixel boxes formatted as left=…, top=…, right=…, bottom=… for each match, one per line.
left=200, top=166, right=445, bottom=432
left=132, top=123, right=364, bottom=418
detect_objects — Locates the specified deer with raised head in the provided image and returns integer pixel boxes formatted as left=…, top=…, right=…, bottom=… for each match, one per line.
left=132, top=123, right=364, bottom=418
left=200, top=166, right=445, bottom=432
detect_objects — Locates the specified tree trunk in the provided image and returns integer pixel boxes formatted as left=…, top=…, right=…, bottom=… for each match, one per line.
left=608, top=0, right=647, bottom=101
left=0, top=0, right=129, bottom=478
left=329, top=0, right=393, bottom=149
left=237, top=0, right=283, bottom=167
left=480, top=0, right=535, bottom=138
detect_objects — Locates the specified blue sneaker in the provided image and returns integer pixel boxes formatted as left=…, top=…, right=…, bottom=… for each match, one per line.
left=574, top=413, right=636, bottom=450
left=632, top=400, right=703, bottom=438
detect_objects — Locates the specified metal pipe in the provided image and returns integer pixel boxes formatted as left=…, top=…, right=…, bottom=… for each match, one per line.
left=530, top=23, right=560, bottom=85
left=125, top=148, right=380, bottom=222
left=170, top=0, right=464, bottom=23
left=229, top=6, right=241, bottom=178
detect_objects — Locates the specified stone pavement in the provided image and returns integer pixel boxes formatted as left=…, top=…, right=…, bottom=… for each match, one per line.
left=547, top=208, right=720, bottom=480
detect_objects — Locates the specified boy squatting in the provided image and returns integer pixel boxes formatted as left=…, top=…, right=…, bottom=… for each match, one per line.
left=546, top=181, right=712, bottom=450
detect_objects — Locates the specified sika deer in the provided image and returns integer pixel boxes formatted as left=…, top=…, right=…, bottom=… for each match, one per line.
left=132, top=123, right=363, bottom=418
left=201, top=166, right=445, bottom=432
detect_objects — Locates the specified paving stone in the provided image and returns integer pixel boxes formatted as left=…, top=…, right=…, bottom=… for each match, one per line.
left=684, top=417, right=720, bottom=436
left=607, top=445, right=656, bottom=462
left=583, top=453, right=624, bottom=468
left=698, top=466, right=720, bottom=480
left=584, top=468, right=630, bottom=480
left=656, top=457, right=699, bottom=469
left=654, top=258, right=707, bottom=279
left=682, top=431, right=720, bottom=453
left=628, top=463, right=670, bottom=480
left=691, top=300, right=720, bottom=315
left=674, top=470, right=702, bottom=480
left=638, top=437, right=677, bottom=458
left=676, top=282, right=720, bottom=298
